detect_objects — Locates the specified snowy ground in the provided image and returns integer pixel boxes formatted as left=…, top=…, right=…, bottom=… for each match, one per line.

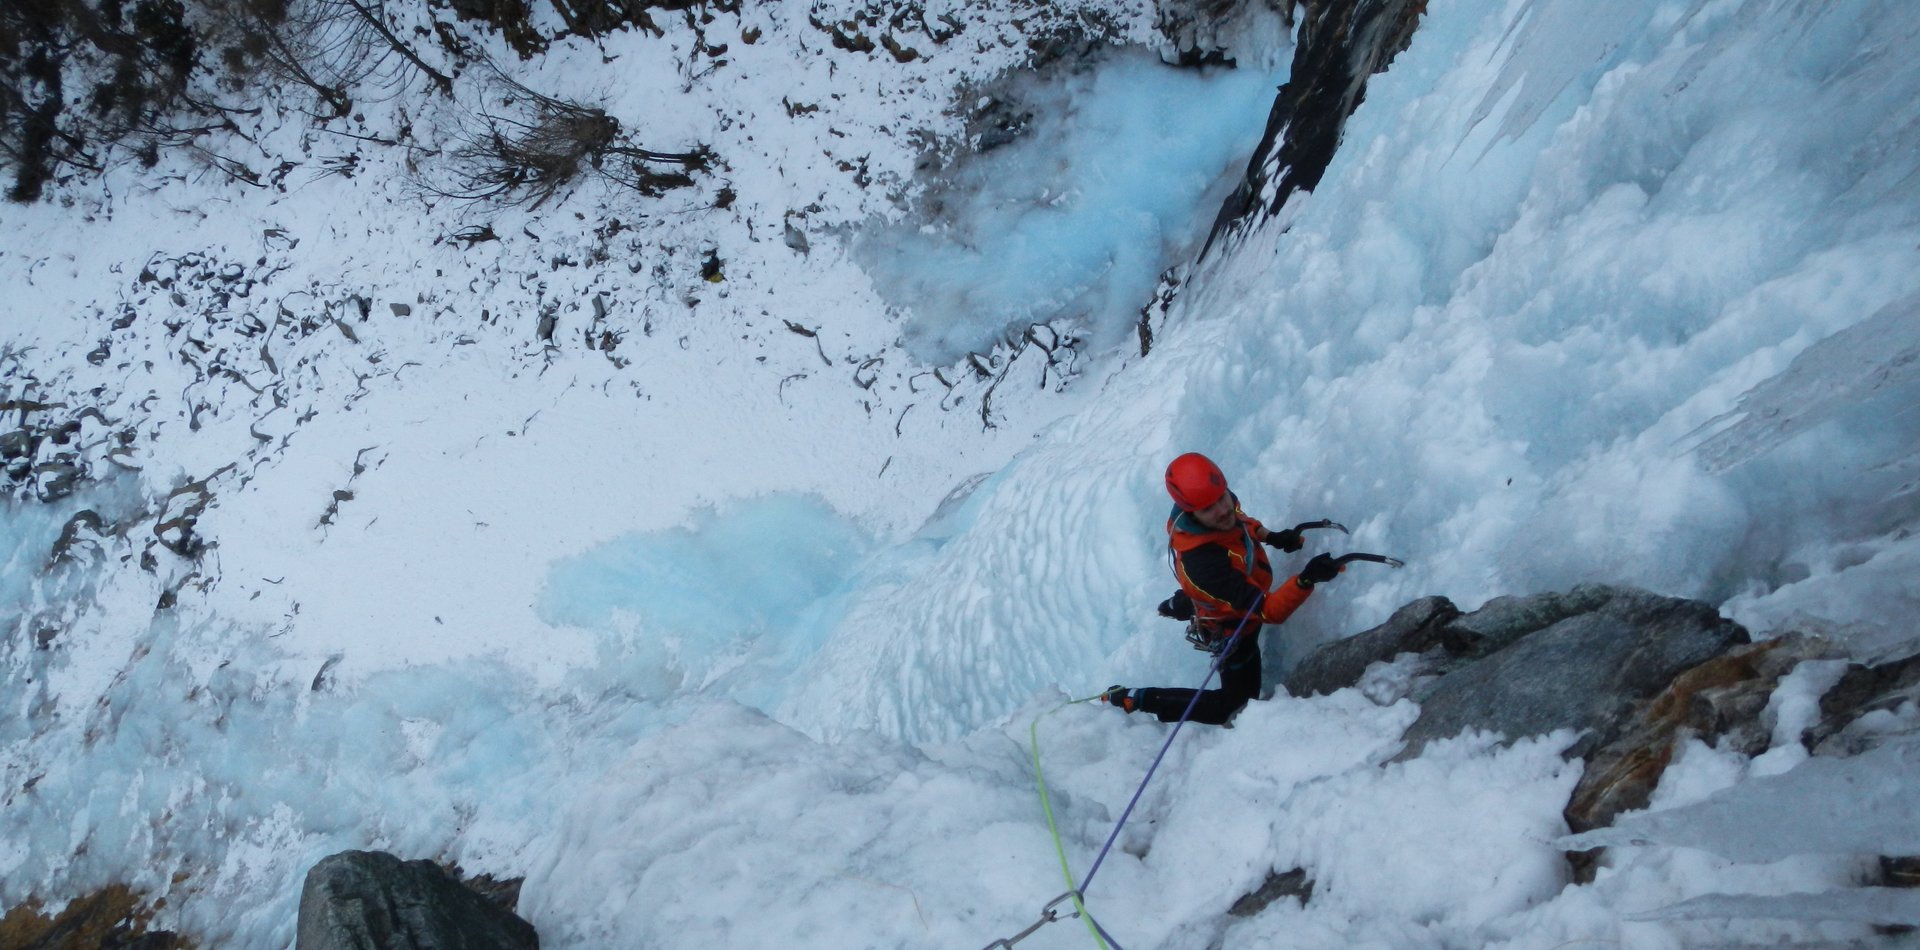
left=3, top=0, right=1919, bottom=946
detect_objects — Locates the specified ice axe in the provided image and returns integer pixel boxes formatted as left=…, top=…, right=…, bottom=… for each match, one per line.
left=1334, top=552, right=1405, bottom=569
left=1286, top=521, right=1403, bottom=567
left=1293, top=550, right=1405, bottom=589
left=1289, top=518, right=1349, bottom=536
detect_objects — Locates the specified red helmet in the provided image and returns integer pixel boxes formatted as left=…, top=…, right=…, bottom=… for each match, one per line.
left=1165, top=452, right=1228, bottom=511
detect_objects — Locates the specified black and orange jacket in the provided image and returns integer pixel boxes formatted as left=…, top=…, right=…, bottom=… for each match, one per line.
left=1166, top=496, right=1312, bottom=630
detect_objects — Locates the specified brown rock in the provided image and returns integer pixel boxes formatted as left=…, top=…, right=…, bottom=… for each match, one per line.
left=1567, top=640, right=1809, bottom=834
left=0, top=883, right=187, bottom=950
left=1562, top=636, right=1835, bottom=883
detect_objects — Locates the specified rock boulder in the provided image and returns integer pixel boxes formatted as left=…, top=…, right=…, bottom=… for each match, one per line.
left=1394, top=586, right=1748, bottom=760
left=1282, top=595, right=1461, bottom=698
left=296, top=850, right=538, bottom=950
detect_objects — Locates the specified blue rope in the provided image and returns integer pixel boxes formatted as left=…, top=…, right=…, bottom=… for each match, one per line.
left=1075, top=605, right=1264, bottom=932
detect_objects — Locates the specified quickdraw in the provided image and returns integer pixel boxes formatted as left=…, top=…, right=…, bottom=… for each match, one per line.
left=1184, top=620, right=1226, bottom=654
left=981, top=891, right=1093, bottom=949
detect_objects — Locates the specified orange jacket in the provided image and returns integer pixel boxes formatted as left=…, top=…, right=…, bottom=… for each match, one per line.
left=1166, top=499, right=1312, bottom=629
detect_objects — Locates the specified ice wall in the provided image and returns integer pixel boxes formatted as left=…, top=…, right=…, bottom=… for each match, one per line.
left=858, top=47, right=1290, bottom=362
left=794, top=0, right=1920, bottom=742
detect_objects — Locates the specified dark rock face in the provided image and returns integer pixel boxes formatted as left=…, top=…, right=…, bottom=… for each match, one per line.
left=1395, top=588, right=1748, bottom=760
left=1281, top=584, right=1628, bottom=700
left=1444, top=585, right=1621, bottom=659
left=1283, top=595, right=1460, bottom=697
left=1228, top=866, right=1314, bottom=917
left=1807, top=650, right=1920, bottom=756
left=1204, top=0, right=1428, bottom=255
left=1284, top=584, right=1752, bottom=761
left=296, top=851, right=538, bottom=950
left=1152, top=0, right=1292, bottom=68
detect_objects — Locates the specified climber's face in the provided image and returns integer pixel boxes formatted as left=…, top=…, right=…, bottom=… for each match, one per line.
left=1193, top=493, right=1238, bottom=532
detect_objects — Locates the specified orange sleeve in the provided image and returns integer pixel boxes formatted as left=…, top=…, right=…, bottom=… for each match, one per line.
left=1257, top=578, right=1313, bottom=625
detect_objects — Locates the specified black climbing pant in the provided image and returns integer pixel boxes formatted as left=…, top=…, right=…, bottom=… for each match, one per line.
left=1132, top=623, right=1263, bottom=725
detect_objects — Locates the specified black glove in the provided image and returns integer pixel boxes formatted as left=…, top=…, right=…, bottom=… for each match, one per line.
left=1157, top=590, right=1195, bottom=621
left=1296, top=553, right=1343, bottom=588
left=1264, top=528, right=1304, bottom=552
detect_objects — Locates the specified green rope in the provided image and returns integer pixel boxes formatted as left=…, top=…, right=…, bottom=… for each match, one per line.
left=1029, top=694, right=1111, bottom=949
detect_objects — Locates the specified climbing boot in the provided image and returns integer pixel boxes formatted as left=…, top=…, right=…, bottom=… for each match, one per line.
left=1099, top=685, right=1136, bottom=713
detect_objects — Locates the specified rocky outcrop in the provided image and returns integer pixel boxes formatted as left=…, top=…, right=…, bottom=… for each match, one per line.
left=1283, top=595, right=1461, bottom=697
left=1395, top=587, right=1749, bottom=761
left=1551, top=634, right=1851, bottom=882
left=1204, top=0, right=1428, bottom=254
left=1278, top=582, right=1920, bottom=897
left=1806, top=649, right=1920, bottom=756
left=296, top=851, right=538, bottom=950
left=1227, top=866, right=1314, bottom=917
left=1233, top=584, right=1920, bottom=916
left=1285, top=584, right=1752, bottom=759
left=1282, top=584, right=1748, bottom=761
left=1152, top=0, right=1293, bottom=68
left=0, top=397, right=112, bottom=503
left=1557, top=636, right=1844, bottom=868
left=0, top=883, right=185, bottom=949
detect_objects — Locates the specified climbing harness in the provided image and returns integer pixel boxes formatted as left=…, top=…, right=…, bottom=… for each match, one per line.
left=1173, top=519, right=1353, bottom=654
left=985, top=548, right=1404, bottom=949
left=1183, top=619, right=1228, bottom=653
left=1183, top=552, right=1404, bottom=651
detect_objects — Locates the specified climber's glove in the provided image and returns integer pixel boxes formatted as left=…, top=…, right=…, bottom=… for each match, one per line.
left=1158, top=590, right=1195, bottom=621
left=1264, top=528, right=1304, bottom=552
left=1295, top=553, right=1343, bottom=588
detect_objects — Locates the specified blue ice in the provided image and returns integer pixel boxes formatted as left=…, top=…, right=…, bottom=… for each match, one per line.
left=0, top=479, right=143, bottom=642
left=0, top=498, right=47, bottom=622
left=537, top=494, right=874, bottom=710
left=859, top=48, right=1288, bottom=362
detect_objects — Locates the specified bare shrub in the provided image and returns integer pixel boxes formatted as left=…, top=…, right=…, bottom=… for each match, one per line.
left=0, top=0, right=456, bottom=200
left=201, top=0, right=454, bottom=118
left=435, top=74, right=709, bottom=208
left=1, top=0, right=200, bottom=201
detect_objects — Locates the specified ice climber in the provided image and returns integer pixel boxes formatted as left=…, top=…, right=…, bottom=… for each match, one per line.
left=1100, top=452, right=1344, bottom=725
